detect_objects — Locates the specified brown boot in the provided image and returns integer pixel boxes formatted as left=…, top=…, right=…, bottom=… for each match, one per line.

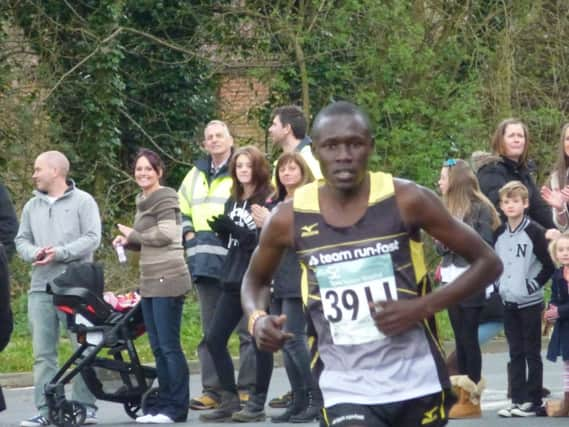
left=448, top=376, right=484, bottom=419
left=550, top=392, right=569, bottom=417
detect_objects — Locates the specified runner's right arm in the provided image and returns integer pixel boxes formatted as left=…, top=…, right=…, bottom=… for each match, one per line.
left=241, top=201, right=294, bottom=352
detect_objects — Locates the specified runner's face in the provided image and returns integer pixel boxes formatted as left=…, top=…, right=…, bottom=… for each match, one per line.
left=313, top=115, right=372, bottom=192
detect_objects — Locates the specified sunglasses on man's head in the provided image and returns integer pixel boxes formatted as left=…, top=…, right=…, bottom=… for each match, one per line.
left=444, top=159, right=457, bottom=167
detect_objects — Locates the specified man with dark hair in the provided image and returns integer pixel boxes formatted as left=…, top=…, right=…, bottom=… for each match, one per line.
left=262, top=106, right=323, bottom=411
left=0, top=182, right=18, bottom=413
left=242, top=101, right=502, bottom=427
left=269, top=105, right=322, bottom=179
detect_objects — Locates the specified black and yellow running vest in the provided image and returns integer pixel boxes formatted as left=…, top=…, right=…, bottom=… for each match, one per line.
left=293, top=171, right=449, bottom=406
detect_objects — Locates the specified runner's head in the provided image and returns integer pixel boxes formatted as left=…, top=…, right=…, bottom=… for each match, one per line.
left=311, top=101, right=373, bottom=193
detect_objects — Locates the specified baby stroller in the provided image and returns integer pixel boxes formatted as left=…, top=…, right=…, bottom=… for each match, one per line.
left=44, top=262, right=157, bottom=427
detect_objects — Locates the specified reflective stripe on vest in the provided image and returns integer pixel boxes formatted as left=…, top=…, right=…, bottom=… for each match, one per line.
left=186, top=244, right=228, bottom=257
left=180, top=168, right=233, bottom=232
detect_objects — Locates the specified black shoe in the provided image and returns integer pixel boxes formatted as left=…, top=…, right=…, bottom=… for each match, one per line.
left=199, top=392, right=241, bottom=423
left=232, top=392, right=266, bottom=422
left=289, top=389, right=322, bottom=423
left=271, top=391, right=306, bottom=423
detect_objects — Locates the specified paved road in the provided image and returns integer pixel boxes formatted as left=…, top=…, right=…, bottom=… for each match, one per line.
left=1, top=351, right=569, bottom=426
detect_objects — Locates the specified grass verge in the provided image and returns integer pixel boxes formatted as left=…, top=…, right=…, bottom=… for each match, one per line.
left=0, top=293, right=241, bottom=373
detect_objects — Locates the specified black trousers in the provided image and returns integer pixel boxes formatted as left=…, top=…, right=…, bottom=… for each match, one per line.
left=0, top=244, right=12, bottom=352
left=0, top=244, right=11, bottom=412
left=205, top=289, right=273, bottom=396
left=503, top=302, right=543, bottom=405
left=0, top=385, right=5, bottom=412
left=448, top=304, right=482, bottom=383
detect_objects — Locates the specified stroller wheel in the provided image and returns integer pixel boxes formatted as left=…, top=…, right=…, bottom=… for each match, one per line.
left=141, top=387, right=160, bottom=415
left=124, top=400, right=142, bottom=419
left=49, top=400, right=86, bottom=427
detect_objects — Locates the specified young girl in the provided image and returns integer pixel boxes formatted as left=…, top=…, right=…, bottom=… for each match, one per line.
left=437, top=158, right=500, bottom=419
left=200, top=146, right=274, bottom=423
left=544, top=232, right=569, bottom=416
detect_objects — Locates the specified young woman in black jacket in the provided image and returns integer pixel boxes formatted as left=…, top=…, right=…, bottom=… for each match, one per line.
left=201, top=146, right=274, bottom=423
left=438, top=159, right=501, bottom=418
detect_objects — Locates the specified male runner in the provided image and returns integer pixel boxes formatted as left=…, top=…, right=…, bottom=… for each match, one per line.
left=241, top=101, right=502, bottom=427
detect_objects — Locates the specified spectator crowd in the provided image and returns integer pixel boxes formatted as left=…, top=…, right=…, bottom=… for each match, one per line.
left=3, top=104, right=569, bottom=427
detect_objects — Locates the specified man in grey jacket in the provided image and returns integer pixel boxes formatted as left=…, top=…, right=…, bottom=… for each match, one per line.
left=15, top=151, right=102, bottom=427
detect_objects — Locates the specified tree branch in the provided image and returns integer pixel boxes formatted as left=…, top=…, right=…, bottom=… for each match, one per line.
left=41, top=27, right=123, bottom=103
left=119, top=107, right=192, bottom=167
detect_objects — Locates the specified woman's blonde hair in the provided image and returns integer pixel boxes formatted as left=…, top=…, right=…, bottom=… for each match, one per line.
left=443, top=159, right=501, bottom=229
left=549, top=231, right=569, bottom=266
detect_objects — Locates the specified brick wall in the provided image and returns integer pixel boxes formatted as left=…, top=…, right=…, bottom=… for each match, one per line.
left=218, top=75, right=269, bottom=148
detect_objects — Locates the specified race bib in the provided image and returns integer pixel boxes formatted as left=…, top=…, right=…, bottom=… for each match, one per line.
left=315, top=254, right=397, bottom=345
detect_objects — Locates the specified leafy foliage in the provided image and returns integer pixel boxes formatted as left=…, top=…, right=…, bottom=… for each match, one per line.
left=3, top=1, right=569, bottom=370
left=8, top=0, right=217, bottom=225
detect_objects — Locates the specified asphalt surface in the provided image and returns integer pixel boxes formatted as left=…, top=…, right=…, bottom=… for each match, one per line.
left=2, top=345, right=569, bottom=426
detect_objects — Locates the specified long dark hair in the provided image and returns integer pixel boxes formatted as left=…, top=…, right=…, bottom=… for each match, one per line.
left=133, top=148, right=164, bottom=182
left=229, top=146, right=273, bottom=204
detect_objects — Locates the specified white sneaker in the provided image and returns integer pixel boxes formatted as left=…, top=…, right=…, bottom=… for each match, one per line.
left=147, top=414, right=174, bottom=424
left=498, top=403, right=518, bottom=417
left=20, top=415, right=50, bottom=427
left=137, top=414, right=174, bottom=424
left=83, top=408, right=98, bottom=425
left=136, top=414, right=154, bottom=423
left=510, top=402, right=545, bottom=417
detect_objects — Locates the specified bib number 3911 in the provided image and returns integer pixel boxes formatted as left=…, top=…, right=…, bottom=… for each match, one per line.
left=316, top=254, right=398, bottom=345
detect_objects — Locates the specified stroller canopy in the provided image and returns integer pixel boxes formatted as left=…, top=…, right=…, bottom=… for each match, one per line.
left=52, top=262, right=105, bottom=297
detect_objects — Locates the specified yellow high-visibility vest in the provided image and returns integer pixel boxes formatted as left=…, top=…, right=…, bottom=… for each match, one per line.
left=178, top=166, right=233, bottom=232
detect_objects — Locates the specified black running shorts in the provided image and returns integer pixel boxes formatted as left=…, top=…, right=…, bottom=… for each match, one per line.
left=320, top=389, right=455, bottom=427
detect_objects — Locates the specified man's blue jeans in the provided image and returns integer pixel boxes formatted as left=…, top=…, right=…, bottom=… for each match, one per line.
left=141, top=296, right=189, bottom=421
left=28, top=292, right=96, bottom=417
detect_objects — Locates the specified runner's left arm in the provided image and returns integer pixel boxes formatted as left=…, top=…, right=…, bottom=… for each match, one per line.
left=371, top=179, right=502, bottom=336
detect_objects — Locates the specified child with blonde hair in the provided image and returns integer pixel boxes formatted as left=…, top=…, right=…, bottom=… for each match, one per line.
left=544, top=232, right=569, bottom=416
left=495, top=181, right=555, bottom=417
